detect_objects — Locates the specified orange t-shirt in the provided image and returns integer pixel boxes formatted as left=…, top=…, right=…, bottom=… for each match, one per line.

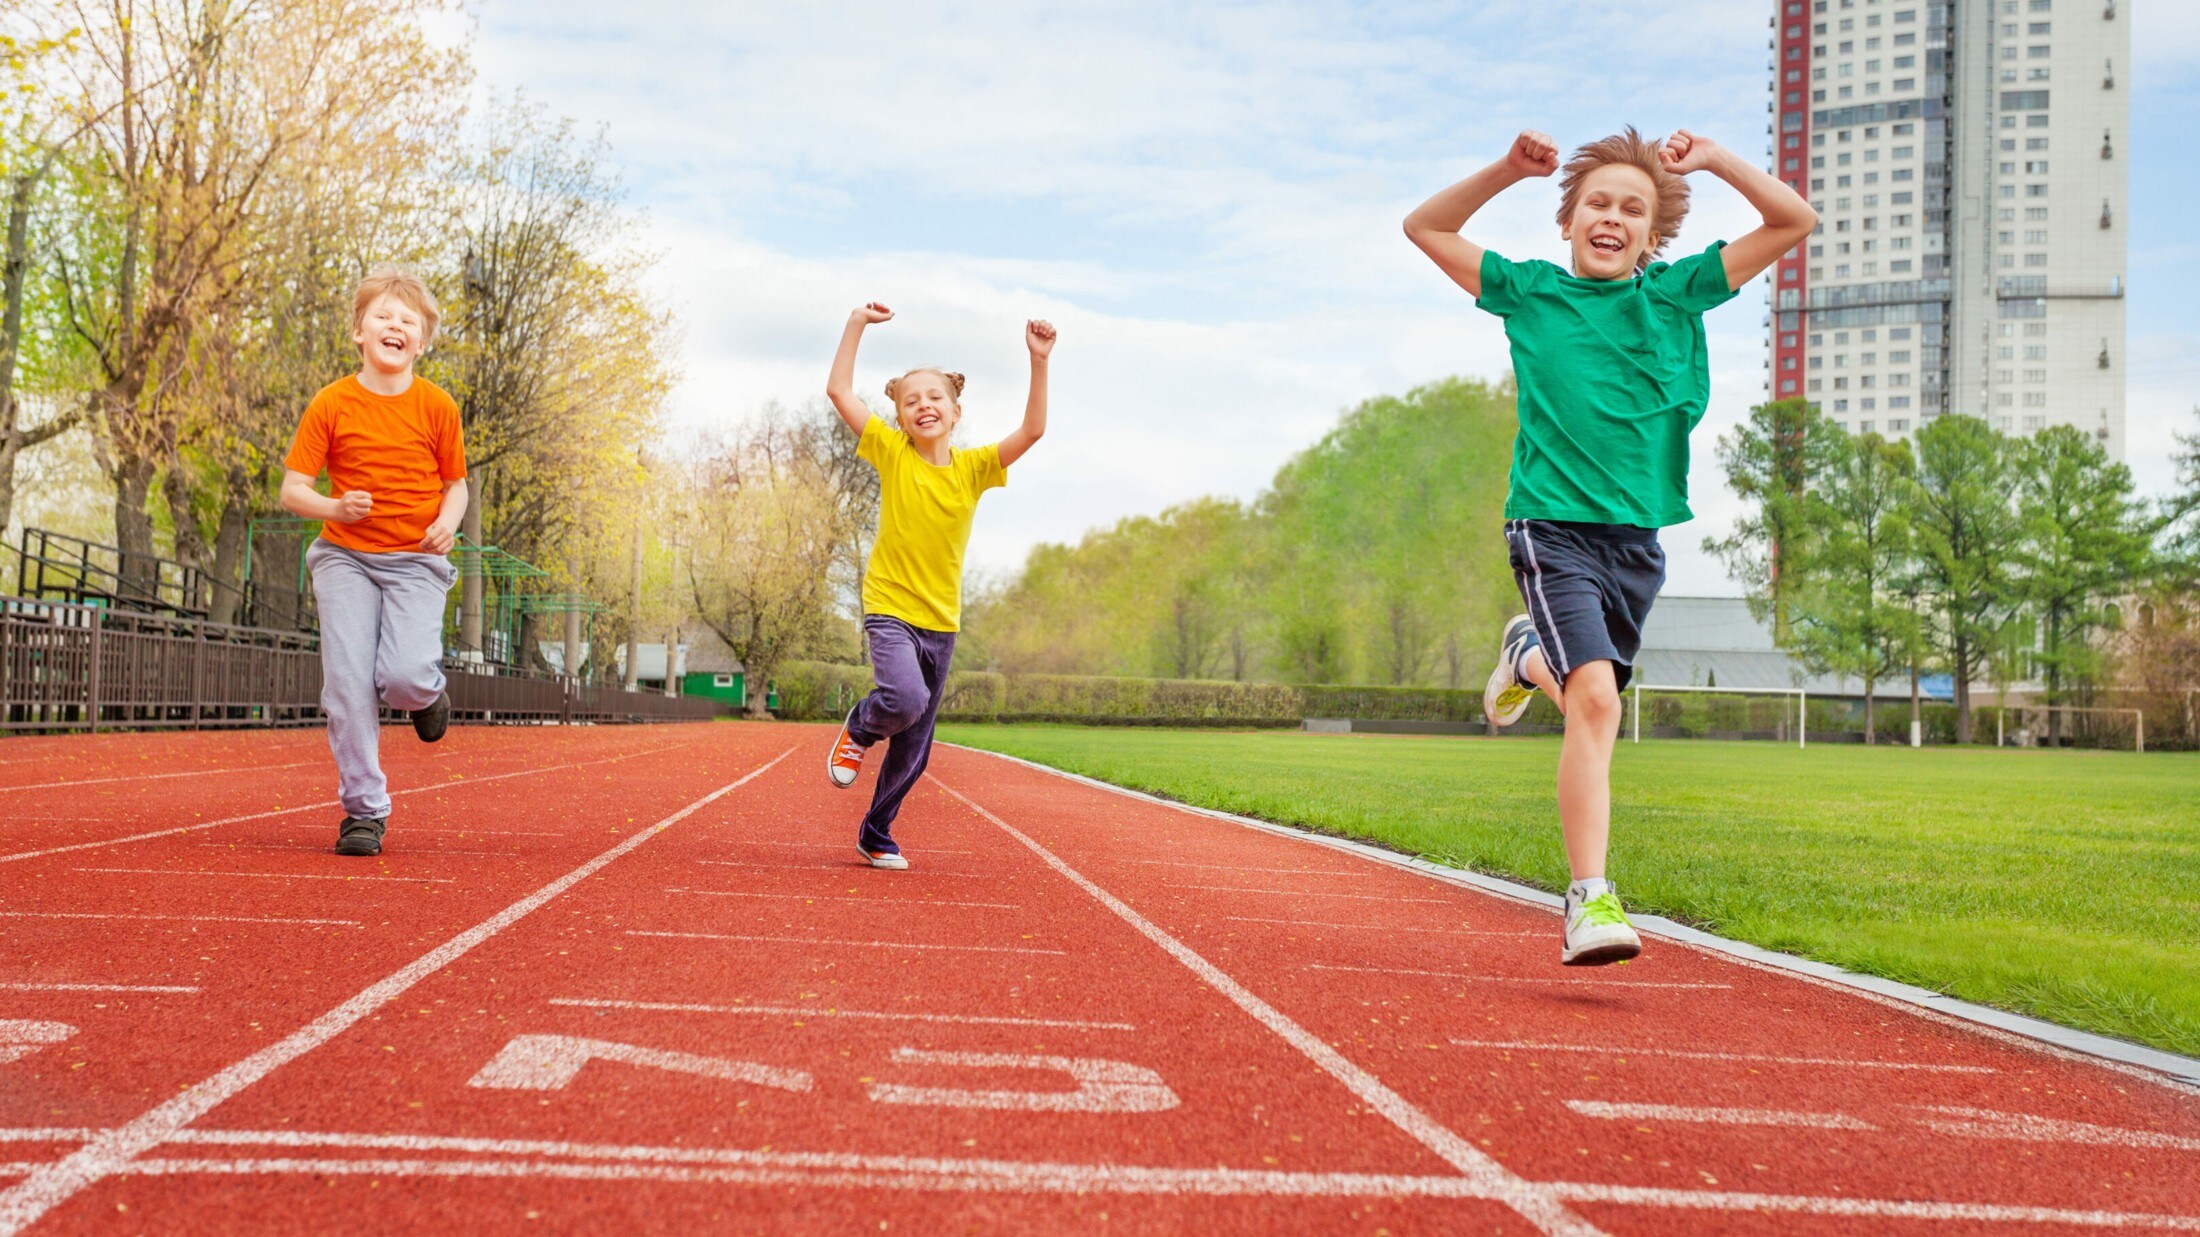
left=284, top=375, right=468, bottom=554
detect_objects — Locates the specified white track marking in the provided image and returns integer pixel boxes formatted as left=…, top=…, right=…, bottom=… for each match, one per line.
left=3, top=1126, right=2197, bottom=1224
left=0, top=982, right=197, bottom=994
left=626, top=930, right=1067, bottom=956
left=696, top=859, right=996, bottom=879
left=548, top=997, right=1134, bottom=1031
left=0, top=911, right=361, bottom=927
left=71, top=867, right=456, bottom=884
left=0, top=745, right=794, bottom=1237
left=0, top=1023, right=73, bottom=1066
left=1311, top=963, right=1731, bottom=990
left=1542, top=1181, right=2200, bottom=1229
left=1168, top=884, right=1452, bottom=904
left=732, top=841, right=977, bottom=856
left=929, top=777, right=1599, bottom=1237
left=866, top=1047, right=1177, bottom=1113
left=1565, top=1100, right=1874, bottom=1130
left=287, top=825, right=566, bottom=837
left=664, top=886, right=1018, bottom=910
left=467, top=1035, right=812, bottom=1093
left=0, top=742, right=690, bottom=865
left=1448, top=1039, right=1995, bottom=1074
left=1916, top=1106, right=2200, bottom=1152
left=196, top=842, right=522, bottom=859
left=0, top=760, right=319, bottom=793
left=1134, top=861, right=1380, bottom=878
left=1228, top=916, right=1540, bottom=937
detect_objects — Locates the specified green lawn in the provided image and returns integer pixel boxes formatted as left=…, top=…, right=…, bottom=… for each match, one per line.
left=936, top=724, right=2200, bottom=1058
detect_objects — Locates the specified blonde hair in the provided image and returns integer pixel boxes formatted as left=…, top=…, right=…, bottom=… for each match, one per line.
left=1555, top=127, right=1691, bottom=272
left=352, top=266, right=442, bottom=346
left=884, top=368, right=965, bottom=408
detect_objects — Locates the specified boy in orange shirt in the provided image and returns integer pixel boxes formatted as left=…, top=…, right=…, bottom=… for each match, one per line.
left=280, top=268, right=469, bottom=857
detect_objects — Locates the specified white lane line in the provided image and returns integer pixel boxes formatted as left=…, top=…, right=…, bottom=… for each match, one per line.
left=0, top=742, right=693, bottom=865
left=548, top=998, right=1135, bottom=1032
left=1134, top=861, right=1380, bottom=878
left=625, top=931, right=1066, bottom=957
left=664, top=887, right=1020, bottom=911
left=1543, top=1181, right=2200, bottom=1229
left=3, top=1127, right=2198, bottom=1225
left=284, top=825, right=566, bottom=838
left=0, top=983, right=198, bottom=994
left=695, top=860, right=996, bottom=879
left=1228, top=916, right=1540, bottom=937
left=733, top=841, right=977, bottom=856
left=0, top=912, right=362, bottom=928
left=1448, top=1039, right=1996, bottom=1074
left=929, top=777, right=1598, bottom=1237
left=72, top=868, right=456, bottom=885
left=1916, top=1106, right=2200, bottom=1152
left=196, top=842, right=523, bottom=859
left=1311, top=963, right=1730, bottom=991
left=0, top=745, right=796, bottom=1236
left=1565, top=1101, right=1873, bottom=1130
left=0, top=760, right=320, bottom=794
left=1169, top=884, right=1451, bottom=904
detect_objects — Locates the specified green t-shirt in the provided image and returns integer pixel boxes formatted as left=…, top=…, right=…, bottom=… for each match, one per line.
left=1475, top=242, right=1737, bottom=527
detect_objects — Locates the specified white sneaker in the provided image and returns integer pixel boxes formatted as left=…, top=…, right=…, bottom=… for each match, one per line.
left=860, top=848, right=908, bottom=871
left=1483, top=614, right=1539, bottom=727
left=1562, top=882, right=1643, bottom=967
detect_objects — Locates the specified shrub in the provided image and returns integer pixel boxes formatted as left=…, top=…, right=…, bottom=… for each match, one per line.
left=1003, top=675, right=1302, bottom=723
left=940, top=671, right=1005, bottom=721
left=1300, top=684, right=1478, bottom=723
left=772, top=661, right=874, bottom=721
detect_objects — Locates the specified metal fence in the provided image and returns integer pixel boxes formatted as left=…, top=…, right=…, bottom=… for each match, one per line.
left=0, top=596, right=721, bottom=732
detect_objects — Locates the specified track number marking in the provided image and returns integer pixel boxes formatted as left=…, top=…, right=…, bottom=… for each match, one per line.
left=867, top=1047, right=1180, bottom=1113
left=466, top=1035, right=813, bottom=1094
left=0, top=1021, right=73, bottom=1065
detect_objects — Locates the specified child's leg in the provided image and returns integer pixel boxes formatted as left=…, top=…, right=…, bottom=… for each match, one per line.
left=307, top=542, right=391, bottom=821
left=1553, top=660, right=1623, bottom=881
left=369, top=552, right=457, bottom=713
left=857, top=625, right=956, bottom=855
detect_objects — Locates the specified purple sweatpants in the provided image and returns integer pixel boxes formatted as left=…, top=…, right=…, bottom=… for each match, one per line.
left=846, top=615, right=957, bottom=854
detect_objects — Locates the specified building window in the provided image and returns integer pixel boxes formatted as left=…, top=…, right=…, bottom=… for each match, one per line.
left=2023, top=369, right=2047, bottom=383
left=1888, top=419, right=1909, bottom=432
left=2024, top=253, right=2049, bottom=267
left=2023, top=345, right=2046, bottom=360
left=2023, top=392, right=2048, bottom=407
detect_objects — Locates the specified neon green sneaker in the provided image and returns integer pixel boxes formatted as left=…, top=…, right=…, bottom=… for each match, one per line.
left=1563, top=883, right=1643, bottom=967
left=1483, top=615, right=1539, bottom=727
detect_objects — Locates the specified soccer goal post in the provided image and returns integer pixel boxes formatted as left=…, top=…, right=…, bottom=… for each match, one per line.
left=1994, top=704, right=2146, bottom=754
left=1630, top=684, right=1808, bottom=749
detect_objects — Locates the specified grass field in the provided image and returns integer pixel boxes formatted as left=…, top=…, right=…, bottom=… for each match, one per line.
left=935, top=725, right=2200, bottom=1058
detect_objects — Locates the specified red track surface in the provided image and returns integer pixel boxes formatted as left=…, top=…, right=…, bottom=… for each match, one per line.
left=0, top=722, right=2195, bottom=1234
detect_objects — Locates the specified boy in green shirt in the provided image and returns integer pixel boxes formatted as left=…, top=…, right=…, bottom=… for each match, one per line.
left=1405, top=128, right=1816, bottom=965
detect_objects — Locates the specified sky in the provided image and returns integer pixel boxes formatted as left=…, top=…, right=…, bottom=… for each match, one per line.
left=465, top=0, right=2200, bottom=597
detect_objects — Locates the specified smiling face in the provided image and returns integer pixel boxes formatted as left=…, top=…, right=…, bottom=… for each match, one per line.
left=893, top=369, right=961, bottom=445
left=352, top=292, right=429, bottom=374
left=1563, top=162, right=1661, bottom=281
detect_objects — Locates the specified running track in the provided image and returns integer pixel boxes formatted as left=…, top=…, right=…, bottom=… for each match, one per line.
left=0, top=723, right=2194, bottom=1234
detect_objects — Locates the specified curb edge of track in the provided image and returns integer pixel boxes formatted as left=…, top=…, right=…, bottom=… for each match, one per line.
left=945, top=742, right=2200, bottom=1095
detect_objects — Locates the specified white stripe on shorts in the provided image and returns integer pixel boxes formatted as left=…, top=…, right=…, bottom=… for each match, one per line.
left=1512, top=521, right=1571, bottom=679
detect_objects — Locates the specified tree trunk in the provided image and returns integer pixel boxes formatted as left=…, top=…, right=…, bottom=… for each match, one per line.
left=1909, top=659, right=1922, bottom=747
left=205, top=486, right=253, bottom=626
left=112, top=456, right=159, bottom=601
left=1952, top=633, right=1974, bottom=744
left=2045, top=610, right=2065, bottom=745
left=1863, top=673, right=1877, bottom=745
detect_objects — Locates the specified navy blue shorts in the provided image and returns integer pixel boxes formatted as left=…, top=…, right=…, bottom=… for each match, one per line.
left=1503, top=519, right=1666, bottom=692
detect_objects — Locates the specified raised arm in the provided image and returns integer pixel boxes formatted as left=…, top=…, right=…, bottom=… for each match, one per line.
left=1660, top=130, right=1818, bottom=291
left=997, top=319, right=1055, bottom=469
left=825, top=302, right=893, bottom=435
left=1403, top=130, right=1559, bottom=298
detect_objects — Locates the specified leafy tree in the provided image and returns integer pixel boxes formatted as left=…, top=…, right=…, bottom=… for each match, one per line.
left=1787, top=429, right=1915, bottom=743
left=1705, top=397, right=1842, bottom=641
left=1907, top=414, right=2018, bottom=743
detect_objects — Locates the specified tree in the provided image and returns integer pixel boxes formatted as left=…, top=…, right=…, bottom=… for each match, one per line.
left=1906, top=414, right=2018, bottom=744
left=1704, top=397, right=1842, bottom=641
left=2009, top=425, right=2153, bottom=742
left=1787, top=430, right=1915, bottom=743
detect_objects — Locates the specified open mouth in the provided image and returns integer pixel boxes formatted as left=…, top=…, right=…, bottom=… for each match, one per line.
left=377, top=334, right=408, bottom=354
left=911, top=412, right=941, bottom=430
left=1589, top=235, right=1626, bottom=256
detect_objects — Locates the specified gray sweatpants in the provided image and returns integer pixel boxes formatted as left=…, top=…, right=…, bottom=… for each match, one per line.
left=307, top=539, right=457, bottom=820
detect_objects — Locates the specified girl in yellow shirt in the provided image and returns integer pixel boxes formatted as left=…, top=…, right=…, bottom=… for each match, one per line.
left=822, top=302, right=1056, bottom=869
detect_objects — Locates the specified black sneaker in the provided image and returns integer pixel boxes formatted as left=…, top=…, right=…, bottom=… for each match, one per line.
left=411, top=692, right=450, bottom=743
left=335, top=817, right=387, bottom=857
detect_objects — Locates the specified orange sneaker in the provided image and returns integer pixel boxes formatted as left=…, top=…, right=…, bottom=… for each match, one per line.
left=828, top=707, right=867, bottom=788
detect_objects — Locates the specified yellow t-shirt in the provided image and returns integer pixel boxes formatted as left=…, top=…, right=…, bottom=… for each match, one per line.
left=859, top=416, right=1006, bottom=632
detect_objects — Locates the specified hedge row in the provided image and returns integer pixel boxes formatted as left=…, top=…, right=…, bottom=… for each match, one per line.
left=772, top=662, right=1463, bottom=725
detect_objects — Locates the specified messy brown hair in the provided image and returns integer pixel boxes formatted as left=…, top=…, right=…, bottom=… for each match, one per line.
left=1555, top=127, right=1690, bottom=272
left=351, top=266, right=441, bottom=346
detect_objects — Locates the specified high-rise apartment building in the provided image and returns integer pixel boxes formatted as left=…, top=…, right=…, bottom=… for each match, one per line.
left=1765, top=0, right=2127, bottom=455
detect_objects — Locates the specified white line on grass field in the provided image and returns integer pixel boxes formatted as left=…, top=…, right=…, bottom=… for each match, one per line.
left=0, top=742, right=695, bottom=865
left=548, top=997, right=1135, bottom=1031
left=664, top=887, right=1020, bottom=910
left=928, top=776, right=1600, bottom=1237
left=1565, top=1101, right=1873, bottom=1130
left=1229, top=916, right=1541, bottom=937
left=0, top=911, right=361, bottom=928
left=71, top=868, right=456, bottom=884
left=0, top=745, right=795, bottom=1237
left=0, top=983, right=198, bottom=994
left=2, top=1125, right=2197, bottom=1225
left=1447, top=1039, right=1996, bottom=1074
left=1310, top=963, right=1731, bottom=991
left=1168, top=884, right=1453, bottom=904
left=0, top=760, right=320, bottom=793
left=625, top=930, right=1067, bottom=956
